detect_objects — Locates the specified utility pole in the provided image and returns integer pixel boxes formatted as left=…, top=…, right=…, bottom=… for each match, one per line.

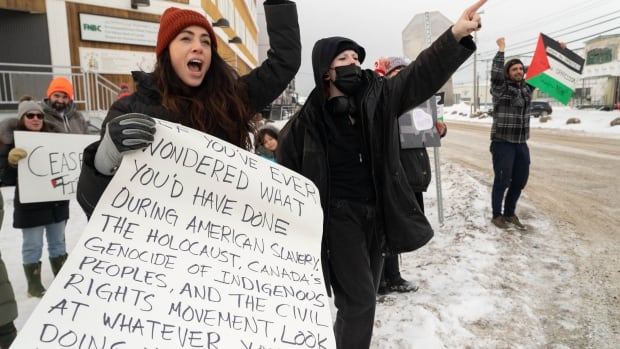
left=473, top=32, right=478, bottom=112
left=424, top=12, right=444, bottom=224
left=485, top=59, right=490, bottom=104
left=472, top=10, right=484, bottom=112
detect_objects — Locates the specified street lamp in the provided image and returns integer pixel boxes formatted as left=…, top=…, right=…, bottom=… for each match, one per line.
left=228, top=36, right=242, bottom=44
left=130, top=0, right=149, bottom=9
left=212, top=18, right=230, bottom=28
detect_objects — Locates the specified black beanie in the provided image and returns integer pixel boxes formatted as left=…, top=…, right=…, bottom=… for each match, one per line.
left=311, top=36, right=366, bottom=96
left=504, top=58, right=524, bottom=76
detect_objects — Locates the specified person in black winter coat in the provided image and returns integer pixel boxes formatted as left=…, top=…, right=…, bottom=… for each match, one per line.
left=0, top=100, right=68, bottom=298
left=277, top=2, right=484, bottom=347
left=376, top=56, right=449, bottom=295
left=76, top=1, right=301, bottom=218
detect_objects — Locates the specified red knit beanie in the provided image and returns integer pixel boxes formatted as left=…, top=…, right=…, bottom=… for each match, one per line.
left=156, top=7, right=217, bottom=57
left=47, top=77, right=73, bottom=100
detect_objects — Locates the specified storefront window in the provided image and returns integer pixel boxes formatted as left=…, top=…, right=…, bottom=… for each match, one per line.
left=586, top=48, right=612, bottom=65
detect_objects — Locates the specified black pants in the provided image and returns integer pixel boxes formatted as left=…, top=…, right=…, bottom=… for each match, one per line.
left=382, top=191, right=424, bottom=281
left=327, top=199, right=383, bottom=349
left=490, top=141, right=530, bottom=218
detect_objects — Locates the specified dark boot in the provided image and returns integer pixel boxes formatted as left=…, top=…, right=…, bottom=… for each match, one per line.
left=23, top=262, right=46, bottom=298
left=0, top=321, right=17, bottom=349
left=49, top=253, right=68, bottom=276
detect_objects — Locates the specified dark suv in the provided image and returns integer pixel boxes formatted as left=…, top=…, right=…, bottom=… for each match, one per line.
left=530, top=100, right=552, bottom=117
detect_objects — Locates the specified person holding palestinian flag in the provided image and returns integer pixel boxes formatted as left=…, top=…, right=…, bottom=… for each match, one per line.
left=489, top=37, right=566, bottom=230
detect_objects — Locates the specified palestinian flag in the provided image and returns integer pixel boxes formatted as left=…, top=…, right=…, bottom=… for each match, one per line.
left=51, top=176, right=64, bottom=188
left=526, top=33, right=585, bottom=105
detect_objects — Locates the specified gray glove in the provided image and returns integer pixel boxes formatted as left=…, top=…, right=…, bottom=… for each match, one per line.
left=94, top=113, right=156, bottom=175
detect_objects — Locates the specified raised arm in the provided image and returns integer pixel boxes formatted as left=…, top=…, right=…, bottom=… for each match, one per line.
left=242, top=0, right=302, bottom=110
left=451, top=0, right=486, bottom=41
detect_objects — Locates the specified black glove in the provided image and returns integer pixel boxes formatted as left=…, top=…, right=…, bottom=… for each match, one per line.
left=94, top=113, right=156, bottom=175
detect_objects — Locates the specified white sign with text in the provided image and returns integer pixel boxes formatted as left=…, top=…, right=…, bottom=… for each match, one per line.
left=79, top=13, right=158, bottom=47
left=14, top=132, right=98, bottom=203
left=12, top=120, right=334, bottom=349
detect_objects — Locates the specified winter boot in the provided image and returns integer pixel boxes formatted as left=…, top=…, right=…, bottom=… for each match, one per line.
left=49, top=253, right=68, bottom=276
left=504, top=215, right=526, bottom=230
left=0, top=321, right=17, bottom=349
left=386, top=277, right=419, bottom=293
left=491, top=216, right=509, bottom=229
left=23, top=262, right=46, bottom=298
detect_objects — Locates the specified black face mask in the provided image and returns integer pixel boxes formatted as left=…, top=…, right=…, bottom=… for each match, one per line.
left=333, top=64, right=363, bottom=96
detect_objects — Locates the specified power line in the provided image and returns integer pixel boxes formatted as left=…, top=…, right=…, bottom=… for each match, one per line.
left=501, top=15, right=619, bottom=54
left=511, top=26, right=620, bottom=58
left=454, top=24, right=617, bottom=74
left=548, top=12, right=620, bottom=37
left=482, top=0, right=612, bottom=42
left=477, top=11, right=620, bottom=57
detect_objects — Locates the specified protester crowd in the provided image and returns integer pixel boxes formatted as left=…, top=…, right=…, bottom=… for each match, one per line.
left=0, top=77, right=88, bottom=348
left=0, top=0, right=560, bottom=347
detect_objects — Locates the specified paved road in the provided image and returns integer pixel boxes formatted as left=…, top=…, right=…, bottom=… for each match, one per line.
left=439, top=121, right=620, bottom=347
left=440, top=121, right=620, bottom=236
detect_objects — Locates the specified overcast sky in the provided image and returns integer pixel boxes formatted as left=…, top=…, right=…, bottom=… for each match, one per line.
left=294, top=0, right=620, bottom=96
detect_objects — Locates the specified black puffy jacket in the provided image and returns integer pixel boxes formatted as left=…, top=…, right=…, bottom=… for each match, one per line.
left=400, top=147, right=432, bottom=193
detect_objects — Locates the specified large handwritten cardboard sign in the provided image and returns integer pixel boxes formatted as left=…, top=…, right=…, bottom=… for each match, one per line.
left=14, top=131, right=98, bottom=203
left=12, top=120, right=334, bottom=349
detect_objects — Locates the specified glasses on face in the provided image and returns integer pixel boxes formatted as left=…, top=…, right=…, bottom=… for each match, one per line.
left=25, top=113, right=44, bottom=120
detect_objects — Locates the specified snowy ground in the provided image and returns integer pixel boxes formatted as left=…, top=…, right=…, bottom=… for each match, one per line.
left=1, top=105, right=618, bottom=348
left=444, top=103, right=620, bottom=138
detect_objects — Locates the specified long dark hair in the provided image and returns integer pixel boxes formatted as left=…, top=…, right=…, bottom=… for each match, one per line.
left=152, top=50, right=255, bottom=149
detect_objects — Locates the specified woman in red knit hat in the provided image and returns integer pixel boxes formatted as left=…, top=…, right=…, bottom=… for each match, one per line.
left=77, top=1, right=301, bottom=217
